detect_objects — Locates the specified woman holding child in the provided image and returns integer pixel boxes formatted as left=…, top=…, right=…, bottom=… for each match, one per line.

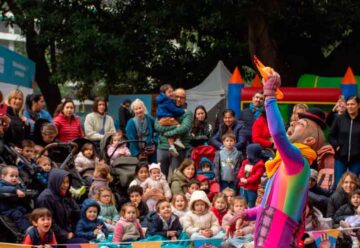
left=327, top=171, right=359, bottom=218
left=170, top=159, right=196, bottom=195
left=126, top=98, right=157, bottom=163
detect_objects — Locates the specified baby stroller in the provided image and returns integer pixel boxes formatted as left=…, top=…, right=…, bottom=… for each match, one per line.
left=0, top=163, right=38, bottom=242
left=191, top=145, right=220, bottom=200
left=39, top=141, right=88, bottom=200
left=99, top=134, right=142, bottom=208
left=191, top=145, right=217, bottom=169
left=2, top=144, right=38, bottom=189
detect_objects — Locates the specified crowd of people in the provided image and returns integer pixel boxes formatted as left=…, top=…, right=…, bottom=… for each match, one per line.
left=0, top=77, right=360, bottom=248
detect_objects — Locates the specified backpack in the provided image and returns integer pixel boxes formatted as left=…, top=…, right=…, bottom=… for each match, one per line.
left=317, top=168, right=334, bottom=192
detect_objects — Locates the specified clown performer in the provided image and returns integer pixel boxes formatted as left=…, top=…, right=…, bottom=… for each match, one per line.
left=227, top=69, right=326, bottom=247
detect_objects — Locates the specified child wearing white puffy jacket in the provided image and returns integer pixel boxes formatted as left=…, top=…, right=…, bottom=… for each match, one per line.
left=182, top=190, right=224, bottom=240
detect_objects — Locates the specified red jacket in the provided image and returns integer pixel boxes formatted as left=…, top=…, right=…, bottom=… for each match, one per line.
left=53, top=113, right=83, bottom=142
left=252, top=115, right=272, bottom=148
left=210, top=207, right=227, bottom=225
left=237, top=159, right=265, bottom=192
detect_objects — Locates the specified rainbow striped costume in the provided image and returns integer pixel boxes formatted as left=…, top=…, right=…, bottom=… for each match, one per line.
left=245, top=98, right=311, bottom=247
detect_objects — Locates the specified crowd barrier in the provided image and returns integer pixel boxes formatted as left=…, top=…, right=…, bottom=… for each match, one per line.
left=0, top=227, right=359, bottom=248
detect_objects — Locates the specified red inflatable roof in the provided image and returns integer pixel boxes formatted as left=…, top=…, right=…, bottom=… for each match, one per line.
left=241, top=87, right=341, bottom=103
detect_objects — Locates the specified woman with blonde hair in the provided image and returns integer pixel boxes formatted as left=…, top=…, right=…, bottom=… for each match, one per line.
left=125, top=98, right=157, bottom=163
left=4, top=89, right=30, bottom=147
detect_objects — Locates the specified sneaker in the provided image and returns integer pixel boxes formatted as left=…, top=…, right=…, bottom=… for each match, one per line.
left=174, top=138, right=185, bottom=149
left=169, top=145, right=179, bottom=157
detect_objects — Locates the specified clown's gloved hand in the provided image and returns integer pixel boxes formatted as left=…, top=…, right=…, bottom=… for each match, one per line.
left=263, top=72, right=281, bottom=98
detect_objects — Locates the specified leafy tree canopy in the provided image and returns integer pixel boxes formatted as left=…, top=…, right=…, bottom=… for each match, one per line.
left=2, top=0, right=360, bottom=111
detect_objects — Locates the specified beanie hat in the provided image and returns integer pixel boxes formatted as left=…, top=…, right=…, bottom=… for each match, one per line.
left=148, top=163, right=161, bottom=172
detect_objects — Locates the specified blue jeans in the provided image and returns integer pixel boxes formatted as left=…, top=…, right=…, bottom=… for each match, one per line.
left=243, top=189, right=257, bottom=208
left=334, top=159, right=360, bottom=190
left=220, top=181, right=235, bottom=191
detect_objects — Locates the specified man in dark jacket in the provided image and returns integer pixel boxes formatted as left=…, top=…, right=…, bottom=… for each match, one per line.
left=36, top=168, right=87, bottom=244
left=118, top=99, right=132, bottom=132
left=239, top=91, right=264, bottom=142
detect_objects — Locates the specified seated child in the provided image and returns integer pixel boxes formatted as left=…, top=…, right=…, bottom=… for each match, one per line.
left=156, top=84, right=186, bottom=157
left=129, top=162, right=149, bottom=187
left=222, top=196, right=247, bottom=230
left=226, top=198, right=255, bottom=248
left=128, top=185, right=149, bottom=225
left=222, top=187, right=235, bottom=206
left=75, top=142, right=99, bottom=184
left=334, top=189, right=360, bottom=225
left=89, top=161, right=113, bottom=198
left=75, top=198, right=109, bottom=242
left=113, top=203, right=144, bottom=242
left=237, top=143, right=265, bottom=208
left=95, top=187, right=120, bottom=232
left=197, top=157, right=220, bottom=201
left=107, top=131, right=131, bottom=165
left=210, top=193, right=228, bottom=225
left=146, top=199, right=183, bottom=241
left=171, top=194, right=189, bottom=220
left=341, top=205, right=360, bottom=229
left=214, top=133, right=243, bottom=191
left=141, top=163, right=171, bottom=211
left=302, top=201, right=332, bottom=246
left=182, top=190, right=224, bottom=240
left=23, top=208, right=57, bottom=246
left=197, top=174, right=218, bottom=202
left=185, top=179, right=200, bottom=201
left=18, top=139, right=36, bottom=170
left=0, top=165, right=30, bottom=233
left=197, top=157, right=216, bottom=180
left=35, top=156, right=52, bottom=187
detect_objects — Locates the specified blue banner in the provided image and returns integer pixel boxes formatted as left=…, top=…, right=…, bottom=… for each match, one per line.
left=0, top=45, right=35, bottom=88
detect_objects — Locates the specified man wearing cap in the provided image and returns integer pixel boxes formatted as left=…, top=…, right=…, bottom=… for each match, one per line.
left=228, top=70, right=326, bottom=247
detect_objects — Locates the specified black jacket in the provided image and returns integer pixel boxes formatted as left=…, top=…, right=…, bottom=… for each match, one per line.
left=326, top=188, right=349, bottom=218
left=333, top=202, right=356, bottom=224
left=4, top=106, right=30, bottom=147
left=138, top=200, right=149, bottom=226
left=329, top=112, right=360, bottom=163
left=145, top=211, right=182, bottom=238
left=118, top=105, right=131, bottom=132
left=36, top=168, right=81, bottom=243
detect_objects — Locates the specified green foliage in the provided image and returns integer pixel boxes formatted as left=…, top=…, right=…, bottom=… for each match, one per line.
left=3, top=0, right=360, bottom=101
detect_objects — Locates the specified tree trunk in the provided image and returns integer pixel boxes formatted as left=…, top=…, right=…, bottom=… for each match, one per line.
left=247, top=7, right=296, bottom=86
left=25, top=30, right=61, bottom=115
